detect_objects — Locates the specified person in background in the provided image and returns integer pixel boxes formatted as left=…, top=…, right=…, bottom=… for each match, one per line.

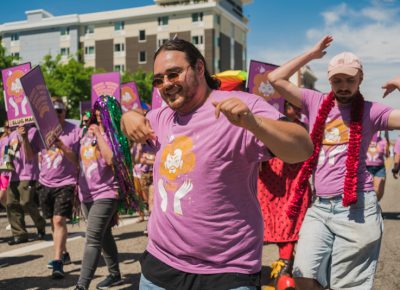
left=392, top=135, right=400, bottom=179
left=365, top=131, right=390, bottom=200
left=74, top=109, right=122, bottom=290
left=0, top=120, right=11, bottom=208
left=6, top=122, right=46, bottom=246
left=37, top=98, right=80, bottom=279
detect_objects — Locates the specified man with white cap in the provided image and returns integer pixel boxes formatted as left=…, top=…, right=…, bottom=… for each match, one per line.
left=37, top=97, right=81, bottom=279
left=268, top=35, right=400, bottom=290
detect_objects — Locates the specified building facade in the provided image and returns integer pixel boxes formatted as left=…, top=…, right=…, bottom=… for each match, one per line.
left=0, top=0, right=250, bottom=74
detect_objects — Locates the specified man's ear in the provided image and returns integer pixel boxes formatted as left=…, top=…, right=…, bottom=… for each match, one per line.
left=196, top=60, right=205, bottom=74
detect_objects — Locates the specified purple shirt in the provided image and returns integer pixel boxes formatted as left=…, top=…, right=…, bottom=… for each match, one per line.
left=8, top=126, right=42, bottom=181
left=301, top=89, right=393, bottom=196
left=39, top=122, right=80, bottom=187
left=78, top=132, right=119, bottom=202
left=146, top=90, right=282, bottom=274
left=365, top=133, right=387, bottom=166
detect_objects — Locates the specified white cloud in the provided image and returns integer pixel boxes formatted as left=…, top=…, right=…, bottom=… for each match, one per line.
left=321, top=3, right=349, bottom=25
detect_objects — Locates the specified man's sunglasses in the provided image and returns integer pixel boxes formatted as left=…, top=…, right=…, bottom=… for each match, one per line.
left=152, top=65, right=190, bottom=89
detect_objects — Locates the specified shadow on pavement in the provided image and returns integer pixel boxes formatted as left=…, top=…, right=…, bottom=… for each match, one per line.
left=0, top=254, right=43, bottom=268
left=382, top=212, right=400, bottom=220
left=113, top=230, right=146, bottom=241
left=0, top=274, right=80, bottom=290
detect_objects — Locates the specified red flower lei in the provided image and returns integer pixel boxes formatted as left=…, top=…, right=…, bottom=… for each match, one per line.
left=287, top=91, right=364, bottom=219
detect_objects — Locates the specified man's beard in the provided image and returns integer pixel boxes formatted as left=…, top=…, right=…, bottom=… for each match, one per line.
left=334, top=90, right=357, bottom=105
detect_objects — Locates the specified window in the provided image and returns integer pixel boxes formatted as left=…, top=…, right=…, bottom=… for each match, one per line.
left=11, top=33, right=19, bottom=41
left=85, top=25, right=94, bottom=35
left=158, top=16, right=169, bottom=26
left=139, top=30, right=146, bottom=41
left=85, top=46, right=95, bottom=55
left=114, top=65, right=125, bottom=72
left=192, top=35, right=203, bottom=45
left=60, top=27, right=70, bottom=36
left=216, top=15, right=221, bottom=25
left=60, top=48, right=70, bottom=55
left=11, top=52, right=20, bottom=58
left=114, top=21, right=124, bottom=31
left=139, top=51, right=146, bottom=63
left=114, top=43, right=125, bottom=52
left=158, top=38, right=168, bottom=48
left=192, top=12, right=203, bottom=22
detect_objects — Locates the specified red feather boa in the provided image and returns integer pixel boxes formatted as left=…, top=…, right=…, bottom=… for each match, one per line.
left=287, top=91, right=364, bottom=219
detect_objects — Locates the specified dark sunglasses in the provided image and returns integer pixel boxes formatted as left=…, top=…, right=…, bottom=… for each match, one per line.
left=152, top=65, right=190, bottom=89
left=55, top=109, right=65, bottom=114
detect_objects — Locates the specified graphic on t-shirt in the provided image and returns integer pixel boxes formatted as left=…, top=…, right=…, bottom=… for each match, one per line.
left=9, top=137, right=20, bottom=159
left=158, top=135, right=195, bottom=215
left=318, top=118, right=349, bottom=166
left=43, top=146, right=63, bottom=169
left=80, top=138, right=100, bottom=179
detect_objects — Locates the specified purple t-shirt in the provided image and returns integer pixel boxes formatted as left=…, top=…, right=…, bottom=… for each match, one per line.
left=146, top=90, right=282, bottom=274
left=365, top=133, right=387, bottom=167
left=301, top=89, right=393, bottom=196
left=78, top=132, right=119, bottom=202
left=39, top=122, right=80, bottom=187
left=8, top=126, right=42, bottom=182
left=394, top=137, right=400, bottom=154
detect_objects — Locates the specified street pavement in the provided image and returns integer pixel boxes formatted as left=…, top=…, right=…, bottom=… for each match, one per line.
left=0, top=164, right=399, bottom=290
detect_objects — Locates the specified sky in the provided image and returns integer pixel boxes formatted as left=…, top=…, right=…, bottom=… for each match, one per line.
left=1, top=0, right=400, bottom=110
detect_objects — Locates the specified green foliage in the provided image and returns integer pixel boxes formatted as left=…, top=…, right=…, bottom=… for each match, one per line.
left=41, top=53, right=100, bottom=119
left=0, top=44, right=20, bottom=125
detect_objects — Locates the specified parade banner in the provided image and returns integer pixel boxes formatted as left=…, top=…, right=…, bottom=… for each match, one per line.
left=1, top=63, right=34, bottom=127
left=91, top=72, right=120, bottom=106
left=120, top=82, right=142, bottom=112
left=151, top=87, right=166, bottom=110
left=79, top=100, right=91, bottom=115
left=247, top=60, right=284, bottom=113
left=20, top=66, right=62, bottom=149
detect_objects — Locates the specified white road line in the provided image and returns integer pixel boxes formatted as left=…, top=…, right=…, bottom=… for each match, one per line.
left=0, top=217, right=144, bottom=258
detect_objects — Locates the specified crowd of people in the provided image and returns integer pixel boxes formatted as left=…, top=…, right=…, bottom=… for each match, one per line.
left=1, top=36, right=400, bottom=290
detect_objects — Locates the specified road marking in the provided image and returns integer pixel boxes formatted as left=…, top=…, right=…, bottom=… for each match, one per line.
left=0, top=216, right=144, bottom=258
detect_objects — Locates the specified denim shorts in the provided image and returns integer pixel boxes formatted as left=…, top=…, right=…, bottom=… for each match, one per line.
left=366, top=165, right=386, bottom=177
left=139, top=274, right=257, bottom=290
left=292, top=191, right=383, bottom=290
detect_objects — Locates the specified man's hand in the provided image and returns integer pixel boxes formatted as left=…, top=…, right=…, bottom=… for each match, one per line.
left=88, top=124, right=101, bottom=137
left=309, top=35, right=333, bottom=60
left=382, top=76, right=400, bottom=98
left=17, top=125, right=28, bottom=139
left=121, top=111, right=156, bottom=143
left=212, top=98, right=257, bottom=130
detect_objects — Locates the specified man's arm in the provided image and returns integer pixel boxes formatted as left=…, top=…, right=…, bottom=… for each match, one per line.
left=268, top=35, right=333, bottom=108
left=18, top=125, right=34, bottom=161
left=213, top=98, right=313, bottom=164
left=392, top=152, right=400, bottom=179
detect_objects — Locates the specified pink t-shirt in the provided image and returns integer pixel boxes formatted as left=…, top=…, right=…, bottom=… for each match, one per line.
left=78, top=132, right=119, bottom=202
left=365, top=133, right=387, bottom=166
left=39, top=122, right=81, bottom=187
left=8, top=126, right=42, bottom=182
left=394, top=136, right=400, bottom=154
left=301, top=89, right=393, bottom=196
left=146, top=90, right=282, bottom=274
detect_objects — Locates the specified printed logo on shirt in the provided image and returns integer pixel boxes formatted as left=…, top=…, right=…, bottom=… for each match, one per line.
left=157, top=135, right=195, bottom=215
left=80, top=138, right=100, bottom=179
left=318, top=117, right=349, bottom=166
left=43, top=146, right=63, bottom=169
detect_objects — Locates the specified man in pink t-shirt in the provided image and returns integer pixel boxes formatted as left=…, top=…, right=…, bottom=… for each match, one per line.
left=268, top=36, right=400, bottom=290
left=121, top=38, right=313, bottom=290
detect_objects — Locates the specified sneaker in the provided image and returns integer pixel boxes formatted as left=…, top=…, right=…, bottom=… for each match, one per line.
left=5, top=224, right=11, bottom=231
left=74, top=285, right=87, bottom=290
left=51, top=260, right=64, bottom=279
left=96, top=274, right=123, bottom=289
left=47, top=260, right=55, bottom=269
left=61, top=252, right=71, bottom=265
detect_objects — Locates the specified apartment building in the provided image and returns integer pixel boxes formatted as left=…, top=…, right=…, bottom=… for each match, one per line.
left=0, top=0, right=251, bottom=74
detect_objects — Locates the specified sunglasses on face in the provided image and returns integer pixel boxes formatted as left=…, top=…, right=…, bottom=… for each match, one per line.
left=152, top=65, right=191, bottom=89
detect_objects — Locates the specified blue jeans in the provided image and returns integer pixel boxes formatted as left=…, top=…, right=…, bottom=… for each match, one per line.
left=139, top=274, right=257, bottom=290
left=293, top=191, right=383, bottom=290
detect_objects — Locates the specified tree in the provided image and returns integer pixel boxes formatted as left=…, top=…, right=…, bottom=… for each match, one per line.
left=0, top=43, right=20, bottom=125
left=41, top=53, right=101, bottom=119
